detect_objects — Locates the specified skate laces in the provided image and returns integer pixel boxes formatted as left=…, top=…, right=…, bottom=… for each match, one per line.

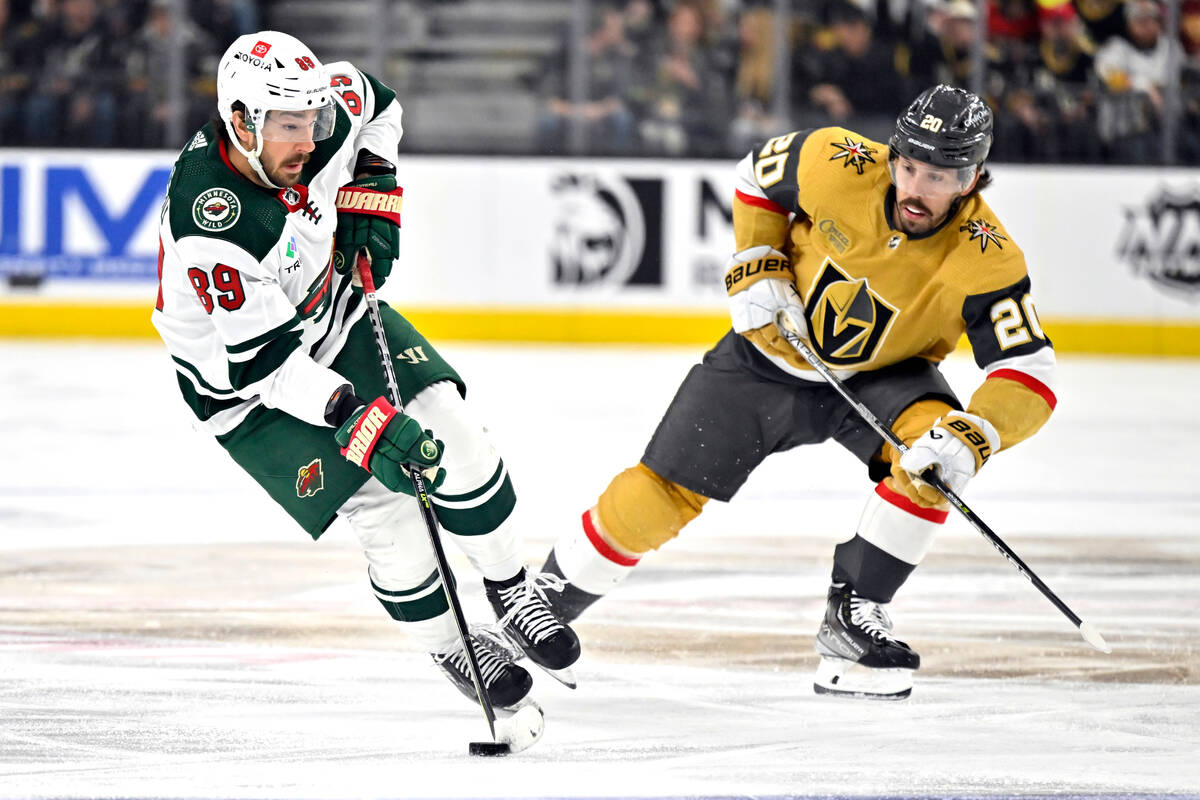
left=494, top=572, right=567, bottom=645
left=433, top=638, right=509, bottom=688
left=848, top=594, right=896, bottom=641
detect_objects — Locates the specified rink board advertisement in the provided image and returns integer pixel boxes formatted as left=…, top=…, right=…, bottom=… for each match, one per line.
left=0, top=148, right=1198, bottom=352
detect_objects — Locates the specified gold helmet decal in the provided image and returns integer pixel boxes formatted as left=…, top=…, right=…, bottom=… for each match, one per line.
left=806, top=258, right=898, bottom=365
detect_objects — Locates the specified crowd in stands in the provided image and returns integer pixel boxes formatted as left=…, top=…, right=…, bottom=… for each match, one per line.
left=1, top=0, right=1196, bottom=164
left=535, top=0, right=1200, bottom=164
left=0, top=0, right=258, bottom=148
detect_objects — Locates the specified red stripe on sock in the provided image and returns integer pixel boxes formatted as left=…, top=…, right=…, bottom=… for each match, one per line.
left=875, top=481, right=949, bottom=524
left=988, top=368, right=1058, bottom=410
left=581, top=509, right=641, bottom=567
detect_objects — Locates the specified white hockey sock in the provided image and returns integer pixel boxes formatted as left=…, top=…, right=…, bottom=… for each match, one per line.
left=552, top=508, right=641, bottom=596
left=856, top=481, right=948, bottom=566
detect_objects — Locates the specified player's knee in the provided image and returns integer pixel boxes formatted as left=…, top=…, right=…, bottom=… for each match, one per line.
left=596, top=463, right=708, bottom=555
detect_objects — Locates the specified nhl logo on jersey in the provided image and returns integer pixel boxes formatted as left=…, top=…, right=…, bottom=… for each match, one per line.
left=296, top=458, right=324, bottom=498
left=805, top=257, right=898, bottom=365
left=193, top=188, right=241, bottom=232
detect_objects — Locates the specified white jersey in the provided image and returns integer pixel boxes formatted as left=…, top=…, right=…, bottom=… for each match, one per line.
left=152, top=64, right=403, bottom=436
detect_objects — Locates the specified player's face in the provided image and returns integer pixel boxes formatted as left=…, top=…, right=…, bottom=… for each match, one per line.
left=890, top=156, right=975, bottom=236
left=257, top=110, right=319, bottom=187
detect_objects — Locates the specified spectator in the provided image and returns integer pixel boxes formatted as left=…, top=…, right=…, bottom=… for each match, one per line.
left=21, top=0, right=123, bottom=147
left=998, top=1, right=1099, bottom=161
left=1093, top=0, right=1180, bottom=162
left=1180, top=0, right=1200, bottom=161
left=0, top=0, right=38, bottom=144
left=535, top=2, right=638, bottom=155
left=802, top=1, right=907, bottom=141
left=1073, top=0, right=1126, bottom=47
left=635, top=2, right=730, bottom=156
left=728, top=5, right=788, bottom=154
left=192, top=0, right=258, bottom=45
left=121, top=0, right=218, bottom=149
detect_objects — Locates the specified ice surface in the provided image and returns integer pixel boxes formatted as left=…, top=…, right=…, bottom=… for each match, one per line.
left=0, top=341, right=1197, bottom=799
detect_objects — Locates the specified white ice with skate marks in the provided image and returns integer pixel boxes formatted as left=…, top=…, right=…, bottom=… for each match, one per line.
left=0, top=342, right=1198, bottom=798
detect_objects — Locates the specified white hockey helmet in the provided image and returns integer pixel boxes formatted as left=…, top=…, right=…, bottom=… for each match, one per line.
left=216, top=31, right=336, bottom=187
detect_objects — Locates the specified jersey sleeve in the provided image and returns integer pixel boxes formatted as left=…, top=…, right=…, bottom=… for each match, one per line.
left=175, top=235, right=349, bottom=427
left=960, top=275, right=1058, bottom=450
left=732, top=129, right=819, bottom=253
left=325, top=61, right=404, bottom=167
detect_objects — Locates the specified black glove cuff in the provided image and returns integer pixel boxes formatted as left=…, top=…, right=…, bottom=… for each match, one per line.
left=324, top=383, right=367, bottom=427
left=354, top=149, right=396, bottom=176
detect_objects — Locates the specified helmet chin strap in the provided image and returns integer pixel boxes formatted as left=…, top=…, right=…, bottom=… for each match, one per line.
left=229, top=117, right=282, bottom=189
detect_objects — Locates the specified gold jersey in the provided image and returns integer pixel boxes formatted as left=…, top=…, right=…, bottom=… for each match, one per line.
left=731, top=127, right=1057, bottom=449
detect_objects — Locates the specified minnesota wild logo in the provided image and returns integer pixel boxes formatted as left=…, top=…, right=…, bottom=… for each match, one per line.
left=829, top=137, right=878, bottom=175
left=960, top=218, right=1007, bottom=253
left=192, top=188, right=241, bottom=231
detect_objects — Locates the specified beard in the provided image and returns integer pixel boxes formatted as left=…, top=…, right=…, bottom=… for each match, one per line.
left=267, top=153, right=310, bottom=187
left=895, top=196, right=941, bottom=235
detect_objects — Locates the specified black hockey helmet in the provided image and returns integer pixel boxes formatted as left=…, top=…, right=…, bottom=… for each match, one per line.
left=889, top=85, right=993, bottom=171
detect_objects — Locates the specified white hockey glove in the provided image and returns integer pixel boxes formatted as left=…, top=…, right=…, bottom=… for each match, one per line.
left=899, top=411, right=1001, bottom=501
left=726, top=245, right=808, bottom=341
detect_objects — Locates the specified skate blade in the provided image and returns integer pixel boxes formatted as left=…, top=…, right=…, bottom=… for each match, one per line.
left=813, top=656, right=913, bottom=700
left=535, top=663, right=577, bottom=690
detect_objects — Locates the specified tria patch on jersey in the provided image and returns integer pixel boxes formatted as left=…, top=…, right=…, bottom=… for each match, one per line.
left=296, top=458, right=324, bottom=498
left=805, top=257, right=898, bottom=365
left=959, top=218, right=1007, bottom=253
left=192, top=188, right=241, bottom=231
left=828, top=137, right=878, bottom=176
left=187, top=130, right=207, bottom=151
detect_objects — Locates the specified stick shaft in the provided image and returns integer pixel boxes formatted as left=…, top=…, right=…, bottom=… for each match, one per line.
left=357, top=255, right=499, bottom=737
left=778, top=323, right=1086, bottom=628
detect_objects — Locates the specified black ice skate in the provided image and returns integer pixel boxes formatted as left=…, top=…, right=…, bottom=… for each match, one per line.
left=813, top=582, right=920, bottom=700
left=432, top=633, right=533, bottom=711
left=540, top=550, right=604, bottom=624
left=485, top=567, right=581, bottom=689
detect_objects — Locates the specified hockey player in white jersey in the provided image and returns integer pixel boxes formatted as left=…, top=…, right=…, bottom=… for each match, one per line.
left=152, top=31, right=580, bottom=710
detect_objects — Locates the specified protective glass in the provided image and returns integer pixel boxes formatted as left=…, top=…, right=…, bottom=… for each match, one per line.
left=258, top=103, right=336, bottom=143
left=889, top=157, right=976, bottom=197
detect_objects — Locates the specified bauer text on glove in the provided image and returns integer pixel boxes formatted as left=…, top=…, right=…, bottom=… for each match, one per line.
left=898, top=410, right=1000, bottom=503
left=334, top=397, right=446, bottom=495
left=725, top=245, right=808, bottom=341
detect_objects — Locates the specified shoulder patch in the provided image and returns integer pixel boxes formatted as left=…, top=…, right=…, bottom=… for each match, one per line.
left=959, top=218, right=1008, bottom=253
left=192, top=188, right=242, bottom=232
left=827, top=135, right=880, bottom=176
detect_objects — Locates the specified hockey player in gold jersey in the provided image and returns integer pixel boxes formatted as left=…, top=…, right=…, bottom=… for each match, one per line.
left=540, top=85, right=1058, bottom=699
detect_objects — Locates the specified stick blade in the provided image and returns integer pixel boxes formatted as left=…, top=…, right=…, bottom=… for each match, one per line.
left=468, top=741, right=511, bottom=757
left=1079, top=620, right=1111, bottom=654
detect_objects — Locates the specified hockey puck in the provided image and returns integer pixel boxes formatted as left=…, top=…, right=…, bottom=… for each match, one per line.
left=468, top=741, right=511, bottom=757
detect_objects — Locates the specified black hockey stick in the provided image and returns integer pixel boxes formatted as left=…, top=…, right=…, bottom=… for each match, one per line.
left=773, top=311, right=1110, bottom=654
left=354, top=253, right=507, bottom=751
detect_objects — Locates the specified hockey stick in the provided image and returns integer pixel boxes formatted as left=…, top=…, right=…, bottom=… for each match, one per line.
left=353, top=253, right=508, bottom=752
left=772, top=311, right=1110, bottom=654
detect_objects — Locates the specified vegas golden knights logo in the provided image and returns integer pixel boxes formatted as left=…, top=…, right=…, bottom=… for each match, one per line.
left=805, top=258, right=897, bottom=365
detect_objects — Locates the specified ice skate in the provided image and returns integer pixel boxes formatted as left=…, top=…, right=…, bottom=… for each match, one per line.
left=485, top=567, right=581, bottom=689
left=540, top=550, right=605, bottom=624
left=813, top=582, right=919, bottom=700
left=432, top=632, right=533, bottom=711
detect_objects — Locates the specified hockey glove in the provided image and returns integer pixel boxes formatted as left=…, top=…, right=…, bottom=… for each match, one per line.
left=725, top=245, right=809, bottom=359
left=898, top=411, right=1001, bottom=504
left=334, top=175, right=402, bottom=288
left=334, top=397, right=446, bottom=496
